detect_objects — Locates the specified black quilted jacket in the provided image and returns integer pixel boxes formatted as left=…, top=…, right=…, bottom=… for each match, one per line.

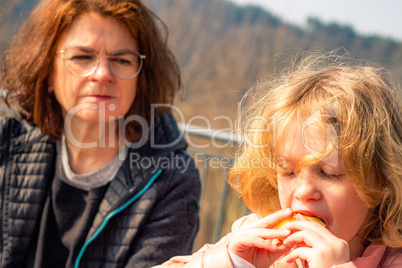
left=0, top=113, right=201, bottom=268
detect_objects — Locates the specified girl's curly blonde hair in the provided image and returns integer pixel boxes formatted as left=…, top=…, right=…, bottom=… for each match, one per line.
left=229, top=52, right=402, bottom=248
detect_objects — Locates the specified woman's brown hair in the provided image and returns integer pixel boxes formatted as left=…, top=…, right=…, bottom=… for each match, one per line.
left=1, top=0, right=181, bottom=139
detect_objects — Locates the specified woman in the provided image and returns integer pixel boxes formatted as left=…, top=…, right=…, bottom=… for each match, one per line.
left=0, top=0, right=201, bottom=267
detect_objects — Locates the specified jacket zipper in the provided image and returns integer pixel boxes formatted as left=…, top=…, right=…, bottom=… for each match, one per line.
left=74, top=169, right=163, bottom=268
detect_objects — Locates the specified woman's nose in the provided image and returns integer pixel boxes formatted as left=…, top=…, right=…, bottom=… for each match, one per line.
left=89, top=57, right=115, bottom=83
left=293, top=171, right=322, bottom=201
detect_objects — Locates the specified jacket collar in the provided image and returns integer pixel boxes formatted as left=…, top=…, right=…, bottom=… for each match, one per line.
left=132, top=112, right=187, bottom=158
left=88, top=112, right=188, bottom=233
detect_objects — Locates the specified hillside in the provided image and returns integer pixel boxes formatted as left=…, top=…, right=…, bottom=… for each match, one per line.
left=0, top=0, right=39, bottom=58
left=144, top=0, right=402, bottom=128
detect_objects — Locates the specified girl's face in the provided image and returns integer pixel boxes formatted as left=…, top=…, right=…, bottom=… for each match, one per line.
left=52, top=12, right=139, bottom=123
left=276, top=120, right=369, bottom=252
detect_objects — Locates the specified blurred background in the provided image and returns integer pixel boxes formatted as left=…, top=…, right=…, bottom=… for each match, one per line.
left=1, top=0, right=401, bottom=251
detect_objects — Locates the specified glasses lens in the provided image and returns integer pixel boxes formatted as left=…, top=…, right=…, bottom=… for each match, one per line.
left=63, top=48, right=98, bottom=77
left=109, top=52, right=143, bottom=79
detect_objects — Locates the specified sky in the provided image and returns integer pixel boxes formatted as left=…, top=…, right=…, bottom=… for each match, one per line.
left=230, top=0, right=402, bottom=41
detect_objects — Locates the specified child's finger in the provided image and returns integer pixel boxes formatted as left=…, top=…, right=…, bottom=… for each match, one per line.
left=282, top=229, right=323, bottom=248
left=246, top=209, right=294, bottom=229
left=230, top=235, right=279, bottom=252
left=281, top=220, right=333, bottom=248
left=232, top=227, right=292, bottom=246
left=229, top=228, right=292, bottom=252
left=280, top=246, right=311, bottom=264
left=240, top=227, right=292, bottom=240
left=281, top=235, right=350, bottom=267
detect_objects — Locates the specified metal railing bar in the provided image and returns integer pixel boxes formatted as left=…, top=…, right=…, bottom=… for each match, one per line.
left=185, top=149, right=235, bottom=161
left=178, top=123, right=247, bottom=244
left=213, top=166, right=231, bottom=242
left=177, top=122, right=243, bottom=145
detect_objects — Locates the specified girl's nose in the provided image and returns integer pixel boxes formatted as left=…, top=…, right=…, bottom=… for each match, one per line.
left=293, top=171, right=322, bottom=201
left=89, top=57, right=115, bottom=83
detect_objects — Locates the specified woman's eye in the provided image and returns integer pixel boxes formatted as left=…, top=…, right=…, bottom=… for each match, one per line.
left=111, top=57, right=133, bottom=66
left=70, top=54, right=94, bottom=61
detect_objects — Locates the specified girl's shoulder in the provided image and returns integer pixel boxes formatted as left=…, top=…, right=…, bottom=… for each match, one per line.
left=354, top=244, right=402, bottom=267
left=381, top=246, right=402, bottom=267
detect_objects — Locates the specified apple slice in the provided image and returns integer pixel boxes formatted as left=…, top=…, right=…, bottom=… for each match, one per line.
left=275, top=214, right=326, bottom=230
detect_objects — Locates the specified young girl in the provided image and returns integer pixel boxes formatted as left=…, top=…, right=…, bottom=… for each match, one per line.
left=155, top=53, right=402, bottom=267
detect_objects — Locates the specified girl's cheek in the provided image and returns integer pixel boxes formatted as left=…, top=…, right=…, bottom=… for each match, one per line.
left=278, top=186, right=292, bottom=207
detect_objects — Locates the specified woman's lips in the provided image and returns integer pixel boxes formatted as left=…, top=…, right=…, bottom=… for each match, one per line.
left=85, top=95, right=114, bottom=101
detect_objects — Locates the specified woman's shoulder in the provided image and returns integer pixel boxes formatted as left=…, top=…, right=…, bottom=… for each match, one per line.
left=0, top=116, right=29, bottom=138
left=0, top=116, right=50, bottom=146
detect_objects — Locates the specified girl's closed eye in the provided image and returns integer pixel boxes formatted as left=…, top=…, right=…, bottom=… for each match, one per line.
left=277, top=169, right=295, bottom=178
left=319, top=167, right=345, bottom=180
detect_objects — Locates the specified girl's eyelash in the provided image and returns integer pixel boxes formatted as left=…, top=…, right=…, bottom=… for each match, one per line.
left=320, top=169, right=344, bottom=179
left=277, top=168, right=344, bottom=180
left=278, top=170, right=294, bottom=177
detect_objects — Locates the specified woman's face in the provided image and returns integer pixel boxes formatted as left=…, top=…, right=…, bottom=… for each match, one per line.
left=52, top=12, right=139, bottom=123
left=276, top=119, right=369, bottom=254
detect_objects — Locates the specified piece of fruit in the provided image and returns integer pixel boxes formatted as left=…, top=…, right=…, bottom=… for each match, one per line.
left=275, top=214, right=326, bottom=230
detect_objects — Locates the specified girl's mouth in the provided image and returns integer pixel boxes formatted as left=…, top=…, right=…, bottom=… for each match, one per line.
left=295, top=211, right=326, bottom=226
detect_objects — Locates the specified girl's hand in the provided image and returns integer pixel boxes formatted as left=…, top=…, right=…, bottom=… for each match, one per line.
left=280, top=214, right=350, bottom=268
left=228, top=209, right=294, bottom=267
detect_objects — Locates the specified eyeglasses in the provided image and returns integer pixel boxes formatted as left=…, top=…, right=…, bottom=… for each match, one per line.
left=58, top=47, right=146, bottom=79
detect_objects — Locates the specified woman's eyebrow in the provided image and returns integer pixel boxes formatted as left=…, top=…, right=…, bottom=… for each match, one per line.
left=62, top=46, right=95, bottom=53
left=111, top=49, right=138, bottom=55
